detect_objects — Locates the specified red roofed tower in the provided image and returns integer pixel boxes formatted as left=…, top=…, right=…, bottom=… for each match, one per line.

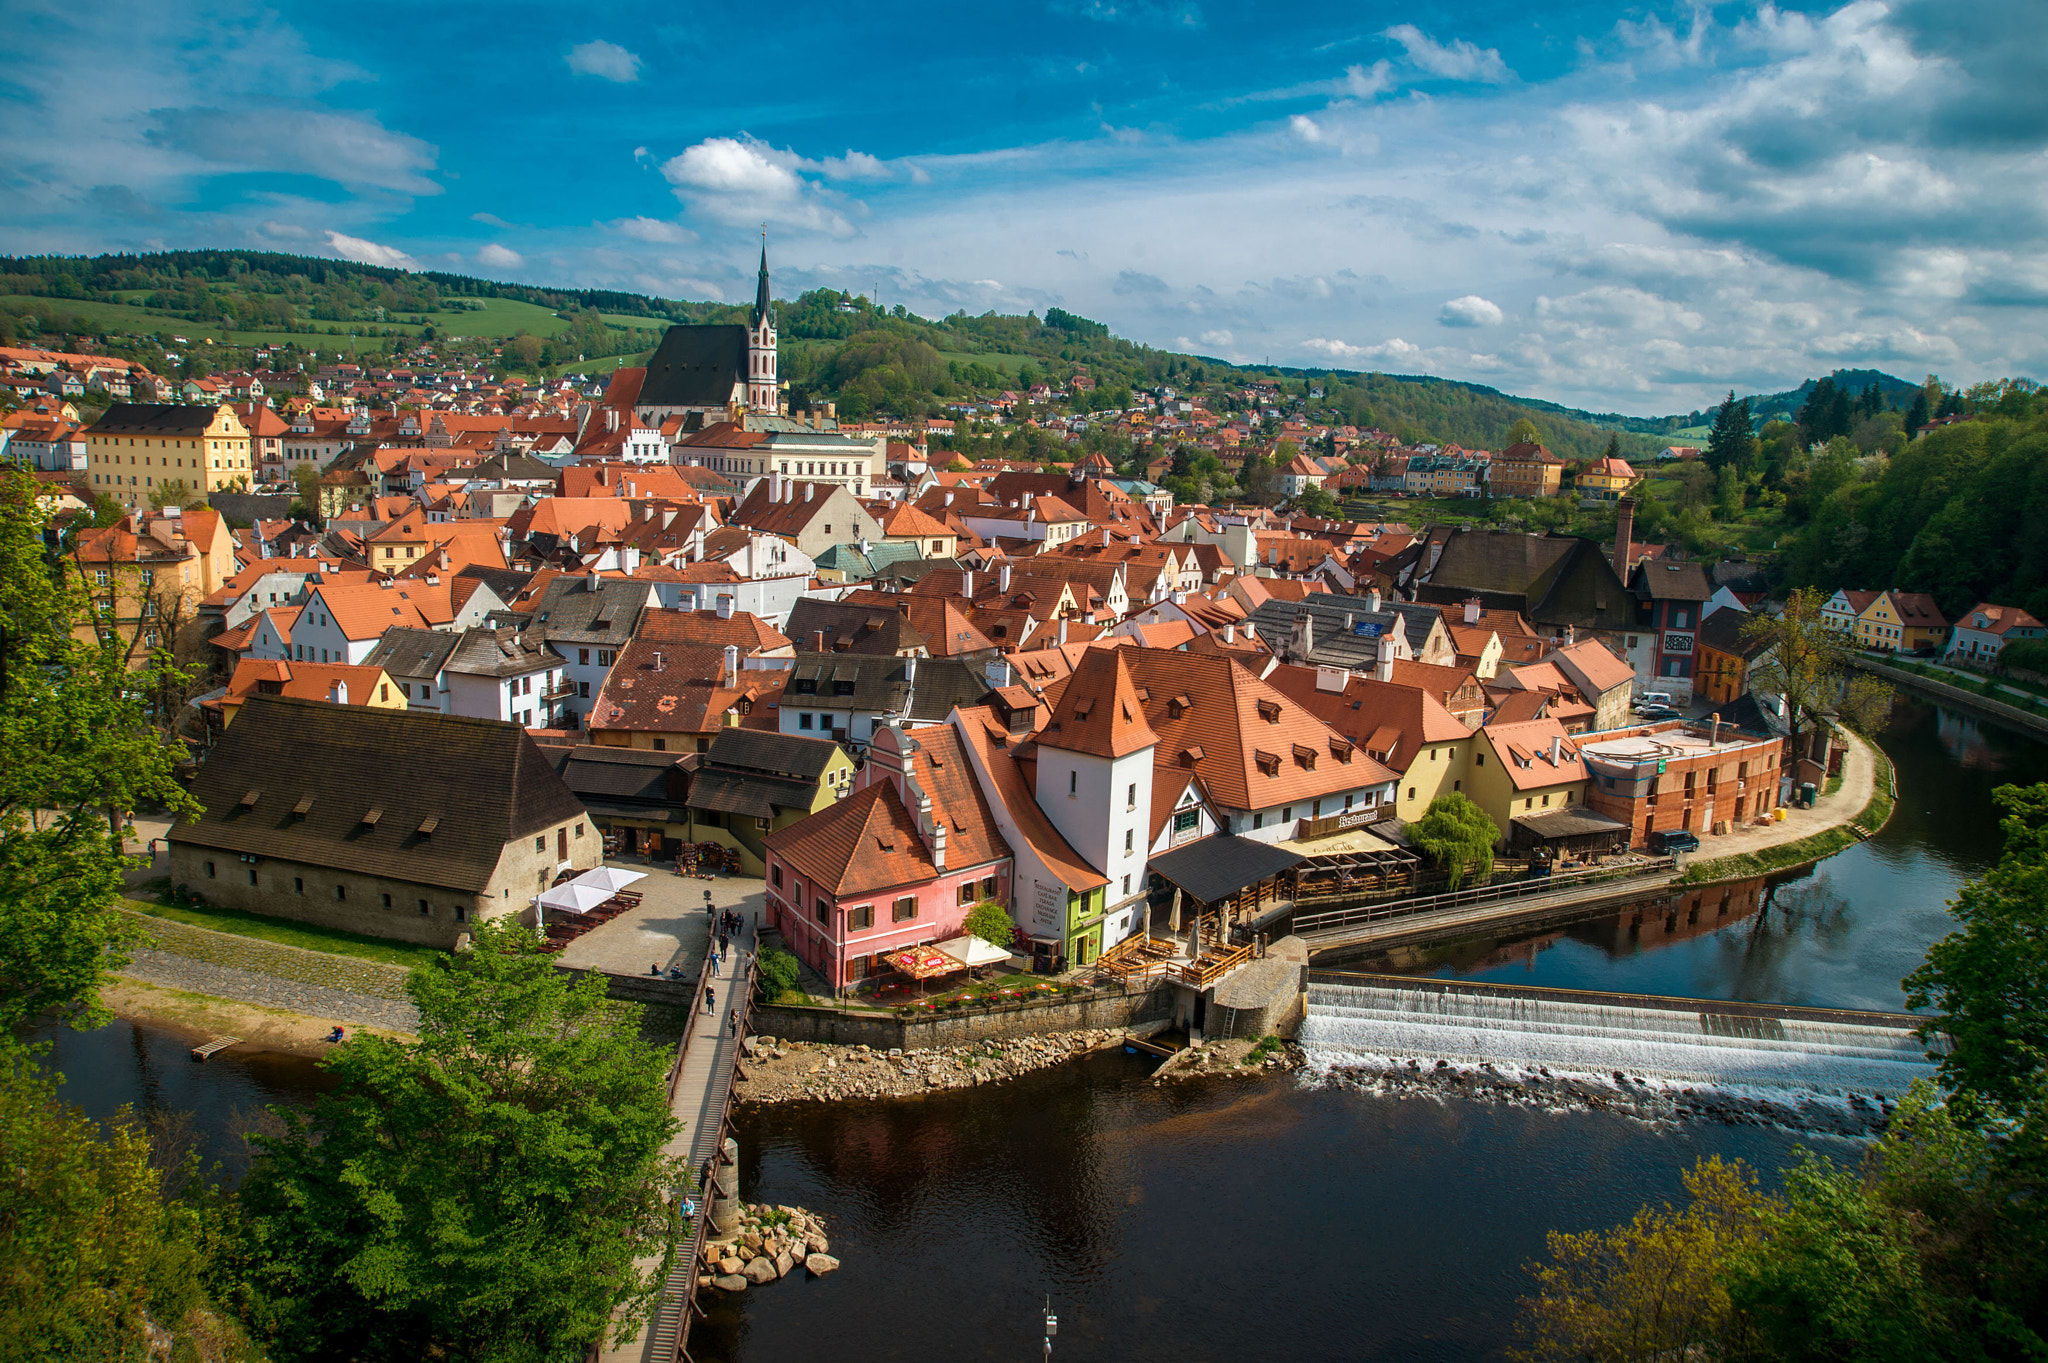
left=1032, top=648, right=1158, bottom=932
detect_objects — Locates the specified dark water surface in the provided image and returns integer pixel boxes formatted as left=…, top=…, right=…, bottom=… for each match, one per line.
left=41, top=700, right=2032, bottom=1362
left=1348, top=701, right=2048, bottom=1012
left=704, top=1051, right=1823, bottom=1363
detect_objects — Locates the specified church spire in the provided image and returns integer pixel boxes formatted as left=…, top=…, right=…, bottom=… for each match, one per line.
left=753, top=228, right=772, bottom=326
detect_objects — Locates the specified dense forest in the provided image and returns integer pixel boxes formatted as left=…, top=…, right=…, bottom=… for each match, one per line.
left=1774, top=378, right=2048, bottom=617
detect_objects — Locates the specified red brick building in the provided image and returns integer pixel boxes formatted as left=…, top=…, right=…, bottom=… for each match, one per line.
left=1579, top=721, right=1788, bottom=847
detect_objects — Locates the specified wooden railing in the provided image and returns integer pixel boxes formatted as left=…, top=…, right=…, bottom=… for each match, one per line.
left=1176, top=941, right=1254, bottom=988
left=1292, top=857, right=1677, bottom=938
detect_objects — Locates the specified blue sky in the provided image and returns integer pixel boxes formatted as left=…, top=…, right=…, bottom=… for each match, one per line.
left=3, top=0, right=2044, bottom=414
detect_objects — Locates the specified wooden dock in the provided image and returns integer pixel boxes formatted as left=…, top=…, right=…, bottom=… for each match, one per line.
left=190, top=1036, right=240, bottom=1062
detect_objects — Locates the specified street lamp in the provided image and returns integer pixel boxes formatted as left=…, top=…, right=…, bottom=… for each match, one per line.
left=1043, top=1297, right=1057, bottom=1361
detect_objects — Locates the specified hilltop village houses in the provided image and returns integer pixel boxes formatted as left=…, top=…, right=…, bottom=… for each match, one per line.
left=60, top=258, right=1821, bottom=994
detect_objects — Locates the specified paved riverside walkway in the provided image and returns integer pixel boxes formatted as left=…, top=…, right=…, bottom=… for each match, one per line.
left=600, top=920, right=755, bottom=1363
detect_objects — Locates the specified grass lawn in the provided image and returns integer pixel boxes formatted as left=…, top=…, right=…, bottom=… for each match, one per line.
left=124, top=896, right=442, bottom=971
left=428, top=296, right=572, bottom=338
left=937, top=349, right=1041, bottom=375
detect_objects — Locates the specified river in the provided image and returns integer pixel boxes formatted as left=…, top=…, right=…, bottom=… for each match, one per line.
left=38, top=699, right=2043, bottom=1361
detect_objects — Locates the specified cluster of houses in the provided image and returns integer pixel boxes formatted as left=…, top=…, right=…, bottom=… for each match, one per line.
left=1819, top=588, right=2046, bottom=668
left=31, top=283, right=1838, bottom=989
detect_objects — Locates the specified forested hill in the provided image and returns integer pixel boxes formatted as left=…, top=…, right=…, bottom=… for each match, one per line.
left=3, top=248, right=1662, bottom=455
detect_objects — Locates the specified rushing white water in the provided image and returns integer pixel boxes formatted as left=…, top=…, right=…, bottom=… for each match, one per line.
left=1300, top=981, right=1938, bottom=1096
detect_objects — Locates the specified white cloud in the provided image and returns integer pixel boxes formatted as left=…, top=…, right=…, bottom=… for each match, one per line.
left=1344, top=60, right=1396, bottom=98
left=148, top=107, right=440, bottom=194
left=472, top=212, right=515, bottom=228
left=325, top=230, right=417, bottom=270
left=660, top=136, right=856, bottom=234
left=477, top=243, right=523, bottom=269
left=609, top=216, right=697, bottom=244
left=565, top=40, right=642, bottom=83
left=1439, top=294, right=1504, bottom=327
left=1289, top=115, right=1323, bottom=143
left=819, top=150, right=892, bottom=181
left=1383, top=24, right=1513, bottom=83
left=1199, top=329, right=1234, bottom=347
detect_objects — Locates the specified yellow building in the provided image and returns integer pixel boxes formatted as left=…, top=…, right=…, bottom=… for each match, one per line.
left=85, top=403, right=252, bottom=511
left=1575, top=455, right=1639, bottom=502
left=1858, top=590, right=1949, bottom=653
left=211, top=659, right=408, bottom=728
left=71, top=507, right=238, bottom=667
left=1469, top=717, right=1590, bottom=835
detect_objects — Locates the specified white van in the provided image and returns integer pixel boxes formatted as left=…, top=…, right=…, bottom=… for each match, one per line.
left=1633, top=691, right=1675, bottom=711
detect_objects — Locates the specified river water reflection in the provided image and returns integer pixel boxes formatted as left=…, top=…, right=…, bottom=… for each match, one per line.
left=1342, top=700, right=2048, bottom=1012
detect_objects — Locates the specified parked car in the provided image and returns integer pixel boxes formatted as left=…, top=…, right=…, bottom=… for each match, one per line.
left=1637, top=705, right=1683, bottom=721
left=1651, top=830, right=1700, bottom=854
left=1633, top=691, right=1675, bottom=711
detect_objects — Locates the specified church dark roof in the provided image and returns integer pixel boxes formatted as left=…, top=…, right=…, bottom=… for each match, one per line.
left=753, top=244, right=773, bottom=327
left=638, top=324, right=747, bottom=410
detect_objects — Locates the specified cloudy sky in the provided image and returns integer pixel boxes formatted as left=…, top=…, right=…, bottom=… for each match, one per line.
left=3, top=0, right=2043, bottom=414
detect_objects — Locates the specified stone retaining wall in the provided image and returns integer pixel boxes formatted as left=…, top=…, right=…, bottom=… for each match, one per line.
left=1853, top=659, right=2048, bottom=741
left=756, top=983, right=1173, bottom=1051
left=119, top=909, right=415, bottom=1001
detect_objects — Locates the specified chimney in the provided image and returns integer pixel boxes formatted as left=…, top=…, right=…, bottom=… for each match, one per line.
left=999, top=563, right=1012, bottom=593
left=931, top=819, right=947, bottom=872
left=329, top=679, right=347, bottom=705
left=1226, top=623, right=1236, bottom=644
left=1613, top=498, right=1635, bottom=584
left=1375, top=650, right=1394, bottom=683
left=993, top=659, right=1012, bottom=689
left=605, top=409, right=618, bottom=433
left=586, top=569, right=599, bottom=592
left=944, top=490, right=954, bottom=506
left=963, top=569, right=975, bottom=597
left=1057, top=617, right=1069, bottom=646
left=813, top=629, right=826, bottom=652
left=1551, top=734, right=1562, bottom=765
left=653, top=651, right=664, bottom=672
left=1464, top=597, right=1481, bottom=625
left=769, top=471, right=783, bottom=503
left=723, top=644, right=739, bottom=688
left=905, top=655, right=918, bottom=685
left=716, top=594, right=734, bottom=619
left=804, top=483, right=814, bottom=502
left=1710, top=712, right=1722, bottom=747
left=1565, top=623, right=1576, bottom=646
left=1367, top=587, right=1382, bottom=613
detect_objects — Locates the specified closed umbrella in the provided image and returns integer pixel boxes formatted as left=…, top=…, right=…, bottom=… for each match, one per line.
left=1167, top=886, right=1182, bottom=935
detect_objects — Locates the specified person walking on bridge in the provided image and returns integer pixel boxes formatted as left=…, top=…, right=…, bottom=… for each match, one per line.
left=729, top=1008, right=740, bottom=1038
left=703, top=984, right=716, bottom=1015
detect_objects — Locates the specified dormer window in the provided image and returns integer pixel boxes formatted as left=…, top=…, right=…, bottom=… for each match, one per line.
left=1256, top=699, right=1281, bottom=723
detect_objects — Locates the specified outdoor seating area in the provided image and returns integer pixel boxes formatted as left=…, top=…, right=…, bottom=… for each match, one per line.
left=534, top=866, right=648, bottom=954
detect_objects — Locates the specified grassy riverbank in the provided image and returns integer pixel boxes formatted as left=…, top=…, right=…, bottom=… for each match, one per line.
left=124, top=896, right=442, bottom=971
left=1677, top=737, right=1897, bottom=886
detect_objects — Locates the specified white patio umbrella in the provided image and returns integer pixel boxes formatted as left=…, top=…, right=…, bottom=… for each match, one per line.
left=537, top=882, right=614, bottom=915
left=572, top=866, right=647, bottom=894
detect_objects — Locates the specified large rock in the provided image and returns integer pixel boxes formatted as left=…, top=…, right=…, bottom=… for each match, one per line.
left=716, top=1255, right=743, bottom=1275
left=806, top=1254, right=841, bottom=1276
left=715, top=1274, right=749, bottom=1293
left=789, top=1241, right=807, bottom=1263
left=742, top=1256, right=779, bottom=1285
left=774, top=1250, right=795, bottom=1278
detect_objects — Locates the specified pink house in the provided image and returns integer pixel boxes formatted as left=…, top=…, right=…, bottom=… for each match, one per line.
left=763, top=722, right=1013, bottom=990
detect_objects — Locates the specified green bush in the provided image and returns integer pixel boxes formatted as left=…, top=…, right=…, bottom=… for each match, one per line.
left=756, top=949, right=801, bottom=1002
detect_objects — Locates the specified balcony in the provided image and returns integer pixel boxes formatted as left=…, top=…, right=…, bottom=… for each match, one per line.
left=541, top=678, right=578, bottom=700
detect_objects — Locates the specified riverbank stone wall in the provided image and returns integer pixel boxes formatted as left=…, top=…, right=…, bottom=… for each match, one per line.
left=756, top=982, right=1173, bottom=1050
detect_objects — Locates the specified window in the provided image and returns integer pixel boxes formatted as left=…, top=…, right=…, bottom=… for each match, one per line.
left=1407, top=786, right=1416, bottom=801
left=771, top=864, right=783, bottom=888
left=1476, top=752, right=1486, bottom=766
left=204, top=860, right=216, bottom=878
left=959, top=882, right=978, bottom=906
left=892, top=895, right=917, bottom=922
left=1124, top=828, right=1134, bottom=854
left=574, top=823, right=583, bottom=838
left=455, top=905, right=466, bottom=921
left=849, top=904, right=873, bottom=930
left=1282, top=806, right=1292, bottom=822
left=382, top=893, right=393, bottom=909
left=1121, top=874, right=1131, bottom=895
left=815, top=894, right=829, bottom=924
left=535, top=836, right=546, bottom=852
left=799, top=712, right=813, bottom=729
left=1253, top=811, right=1263, bottom=830
left=294, top=877, right=304, bottom=894
left=1126, top=782, right=1137, bottom=810
left=247, top=868, right=257, bottom=885
left=1069, top=770, right=1077, bottom=796
left=981, top=874, right=998, bottom=900
left=335, top=884, right=346, bottom=901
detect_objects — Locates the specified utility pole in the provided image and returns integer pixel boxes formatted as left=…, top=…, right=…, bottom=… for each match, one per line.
left=1042, top=1296, right=1057, bottom=1361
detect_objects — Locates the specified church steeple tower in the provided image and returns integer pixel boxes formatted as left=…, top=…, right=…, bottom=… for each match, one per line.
left=746, top=228, right=778, bottom=413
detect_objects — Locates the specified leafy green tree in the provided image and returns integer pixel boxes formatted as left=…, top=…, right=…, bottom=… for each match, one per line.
left=1511, top=1157, right=1770, bottom=1363
left=0, top=1060, right=220, bottom=1360
left=0, top=466, right=196, bottom=1042
left=1742, top=588, right=1893, bottom=765
left=1409, top=792, right=1498, bottom=888
left=756, top=948, right=801, bottom=1002
left=237, top=920, right=684, bottom=1361
left=1506, top=417, right=1544, bottom=447
left=1295, top=486, right=1339, bottom=519
left=1905, top=784, right=2048, bottom=1108
left=1712, top=464, right=1742, bottom=521
left=963, top=900, right=1017, bottom=950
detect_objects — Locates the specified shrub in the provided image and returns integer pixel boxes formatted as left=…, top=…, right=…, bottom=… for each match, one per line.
left=756, top=949, right=801, bottom=1002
